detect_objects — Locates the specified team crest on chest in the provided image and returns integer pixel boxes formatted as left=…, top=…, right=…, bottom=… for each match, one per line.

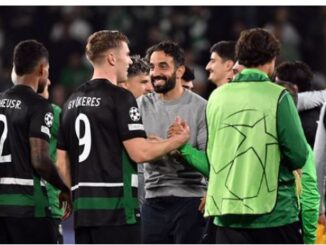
left=129, top=107, right=141, bottom=122
left=44, top=112, right=54, bottom=128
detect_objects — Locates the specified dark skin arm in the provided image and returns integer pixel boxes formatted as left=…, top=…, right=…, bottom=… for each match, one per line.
left=30, top=137, right=72, bottom=219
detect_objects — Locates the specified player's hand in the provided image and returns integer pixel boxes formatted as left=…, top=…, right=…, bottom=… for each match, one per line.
left=198, top=193, right=207, bottom=213
left=168, top=117, right=184, bottom=138
left=175, top=119, right=190, bottom=146
left=59, top=189, right=72, bottom=220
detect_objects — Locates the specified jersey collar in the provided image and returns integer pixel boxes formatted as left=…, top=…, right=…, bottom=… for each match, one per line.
left=232, top=68, right=270, bottom=83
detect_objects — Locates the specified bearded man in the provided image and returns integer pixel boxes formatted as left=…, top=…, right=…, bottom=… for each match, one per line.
left=137, top=41, right=207, bottom=244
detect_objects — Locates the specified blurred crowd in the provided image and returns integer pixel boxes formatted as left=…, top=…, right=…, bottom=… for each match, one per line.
left=0, top=6, right=326, bottom=102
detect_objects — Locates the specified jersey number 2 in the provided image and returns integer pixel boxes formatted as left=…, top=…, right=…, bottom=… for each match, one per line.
left=0, top=115, right=12, bottom=162
left=75, top=113, right=91, bottom=162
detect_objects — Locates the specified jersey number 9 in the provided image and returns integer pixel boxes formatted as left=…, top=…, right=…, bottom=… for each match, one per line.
left=75, top=113, right=91, bottom=162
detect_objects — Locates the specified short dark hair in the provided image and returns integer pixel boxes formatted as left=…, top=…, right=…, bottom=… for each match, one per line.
left=128, top=55, right=150, bottom=78
left=275, top=61, right=313, bottom=92
left=86, top=30, right=129, bottom=63
left=182, top=66, right=195, bottom=81
left=13, top=39, right=49, bottom=76
left=236, top=28, right=280, bottom=67
left=146, top=40, right=185, bottom=67
left=210, top=41, right=236, bottom=62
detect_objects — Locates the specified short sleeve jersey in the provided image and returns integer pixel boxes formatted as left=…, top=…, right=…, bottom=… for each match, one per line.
left=57, top=79, right=146, bottom=227
left=0, top=85, right=53, bottom=218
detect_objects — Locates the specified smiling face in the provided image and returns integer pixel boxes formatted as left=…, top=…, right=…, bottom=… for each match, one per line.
left=149, top=51, right=178, bottom=94
left=206, top=52, right=233, bottom=86
left=125, top=73, right=153, bottom=98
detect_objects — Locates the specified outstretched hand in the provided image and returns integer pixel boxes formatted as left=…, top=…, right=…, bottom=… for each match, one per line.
left=168, top=116, right=190, bottom=147
left=168, top=116, right=183, bottom=138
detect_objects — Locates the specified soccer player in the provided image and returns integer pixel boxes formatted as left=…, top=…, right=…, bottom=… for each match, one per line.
left=206, top=41, right=236, bottom=87
left=138, top=41, right=207, bottom=244
left=274, top=61, right=319, bottom=147
left=12, top=68, right=65, bottom=243
left=171, top=28, right=309, bottom=243
left=0, top=40, right=71, bottom=244
left=56, top=30, right=189, bottom=244
left=274, top=78, right=319, bottom=245
left=117, top=55, right=152, bottom=207
left=118, top=55, right=153, bottom=98
left=38, top=78, right=65, bottom=244
left=205, top=28, right=308, bottom=243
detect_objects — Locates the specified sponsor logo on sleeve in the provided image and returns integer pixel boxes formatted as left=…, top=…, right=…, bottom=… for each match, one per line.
left=41, top=125, right=51, bottom=137
left=128, top=124, right=145, bottom=131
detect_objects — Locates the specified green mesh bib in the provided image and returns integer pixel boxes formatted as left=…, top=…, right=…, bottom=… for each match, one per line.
left=205, top=75, right=285, bottom=216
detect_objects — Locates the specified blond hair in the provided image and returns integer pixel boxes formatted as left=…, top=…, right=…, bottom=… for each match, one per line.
left=86, top=30, right=129, bottom=63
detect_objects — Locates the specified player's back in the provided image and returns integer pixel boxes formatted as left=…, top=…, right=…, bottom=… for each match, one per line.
left=59, top=79, right=127, bottom=184
left=59, top=79, right=143, bottom=227
left=0, top=85, right=53, bottom=218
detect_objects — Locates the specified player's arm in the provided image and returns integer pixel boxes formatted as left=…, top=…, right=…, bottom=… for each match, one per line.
left=277, top=91, right=308, bottom=170
left=300, top=145, right=320, bottom=244
left=314, top=103, right=326, bottom=220
left=168, top=118, right=209, bottom=176
left=117, top=90, right=189, bottom=163
left=123, top=124, right=189, bottom=163
left=297, top=90, right=326, bottom=112
left=29, top=102, right=72, bottom=216
left=179, top=144, right=209, bottom=177
left=30, top=138, right=70, bottom=193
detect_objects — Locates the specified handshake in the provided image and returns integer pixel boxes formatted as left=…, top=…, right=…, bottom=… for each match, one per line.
left=147, top=116, right=190, bottom=151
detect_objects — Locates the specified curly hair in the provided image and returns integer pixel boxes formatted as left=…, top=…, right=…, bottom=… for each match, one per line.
left=236, top=28, right=280, bottom=67
left=275, top=61, right=313, bottom=92
left=86, top=30, right=129, bottom=63
left=128, top=55, right=150, bottom=78
left=13, top=39, right=49, bottom=76
left=145, top=40, right=185, bottom=67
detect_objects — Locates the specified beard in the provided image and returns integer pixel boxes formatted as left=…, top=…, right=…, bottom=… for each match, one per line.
left=151, top=73, right=176, bottom=94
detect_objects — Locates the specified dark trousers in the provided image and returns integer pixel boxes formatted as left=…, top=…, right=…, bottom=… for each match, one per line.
left=53, top=218, right=64, bottom=244
left=200, top=217, right=216, bottom=244
left=0, top=216, right=57, bottom=244
left=75, top=223, right=140, bottom=244
left=141, top=196, right=205, bottom=244
left=215, top=221, right=303, bottom=244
